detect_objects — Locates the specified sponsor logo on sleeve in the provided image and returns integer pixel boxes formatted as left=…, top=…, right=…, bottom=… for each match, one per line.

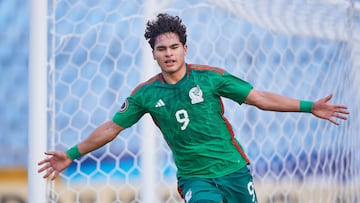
left=119, top=99, right=129, bottom=112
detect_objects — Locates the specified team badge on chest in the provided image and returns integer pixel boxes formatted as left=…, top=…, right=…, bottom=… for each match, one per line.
left=189, top=85, right=204, bottom=104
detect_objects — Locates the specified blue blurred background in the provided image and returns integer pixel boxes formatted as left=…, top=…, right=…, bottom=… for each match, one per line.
left=0, top=0, right=29, bottom=167
left=0, top=1, right=358, bottom=184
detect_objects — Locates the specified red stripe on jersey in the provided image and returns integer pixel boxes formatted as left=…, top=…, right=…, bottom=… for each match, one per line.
left=188, top=64, right=226, bottom=75
left=220, top=98, right=251, bottom=164
left=151, top=115, right=160, bottom=128
left=177, top=186, right=184, bottom=198
left=131, top=73, right=163, bottom=95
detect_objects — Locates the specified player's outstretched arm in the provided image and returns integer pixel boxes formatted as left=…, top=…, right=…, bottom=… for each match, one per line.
left=38, top=120, right=124, bottom=180
left=245, top=90, right=349, bottom=125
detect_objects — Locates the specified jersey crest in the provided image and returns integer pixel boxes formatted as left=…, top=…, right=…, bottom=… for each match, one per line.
left=189, top=85, right=204, bottom=104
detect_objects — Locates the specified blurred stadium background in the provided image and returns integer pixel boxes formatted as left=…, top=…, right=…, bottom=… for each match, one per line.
left=1, top=0, right=360, bottom=202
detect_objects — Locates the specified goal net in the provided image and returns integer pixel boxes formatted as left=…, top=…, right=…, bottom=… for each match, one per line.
left=46, top=0, right=360, bottom=202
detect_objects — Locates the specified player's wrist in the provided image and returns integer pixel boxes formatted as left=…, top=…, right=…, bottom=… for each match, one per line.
left=299, top=100, right=314, bottom=113
left=66, top=145, right=82, bottom=160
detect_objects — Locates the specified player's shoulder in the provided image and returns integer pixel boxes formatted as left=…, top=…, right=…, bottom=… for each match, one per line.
left=130, top=73, right=163, bottom=95
left=188, top=64, right=226, bottom=75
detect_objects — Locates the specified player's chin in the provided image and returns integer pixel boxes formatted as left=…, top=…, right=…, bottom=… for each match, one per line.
left=161, top=64, right=178, bottom=73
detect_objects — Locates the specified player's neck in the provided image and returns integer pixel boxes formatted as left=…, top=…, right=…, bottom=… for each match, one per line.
left=162, top=64, right=187, bottom=84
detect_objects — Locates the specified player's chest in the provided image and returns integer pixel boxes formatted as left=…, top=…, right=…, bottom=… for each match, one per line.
left=146, top=81, right=215, bottom=118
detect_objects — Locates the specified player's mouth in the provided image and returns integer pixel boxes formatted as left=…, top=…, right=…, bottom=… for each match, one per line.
left=165, top=59, right=176, bottom=67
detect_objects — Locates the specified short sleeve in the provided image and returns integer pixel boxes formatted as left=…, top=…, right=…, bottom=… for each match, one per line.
left=112, top=96, right=147, bottom=128
left=213, top=71, right=253, bottom=104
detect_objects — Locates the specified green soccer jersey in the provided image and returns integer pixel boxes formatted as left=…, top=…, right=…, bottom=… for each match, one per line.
left=113, top=64, right=253, bottom=178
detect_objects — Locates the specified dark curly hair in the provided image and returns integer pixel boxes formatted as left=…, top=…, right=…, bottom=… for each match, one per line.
left=144, top=13, right=187, bottom=50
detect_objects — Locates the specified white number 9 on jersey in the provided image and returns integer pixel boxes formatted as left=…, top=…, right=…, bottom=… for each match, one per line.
left=175, top=109, right=190, bottom=130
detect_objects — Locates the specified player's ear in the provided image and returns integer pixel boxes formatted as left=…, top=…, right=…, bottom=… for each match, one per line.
left=184, top=44, right=188, bottom=54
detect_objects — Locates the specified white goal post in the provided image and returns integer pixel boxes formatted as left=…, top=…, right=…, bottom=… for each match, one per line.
left=28, top=0, right=47, bottom=202
left=29, top=0, right=360, bottom=203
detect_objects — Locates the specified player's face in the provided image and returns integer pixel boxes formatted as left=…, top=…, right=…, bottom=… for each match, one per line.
left=152, top=32, right=187, bottom=84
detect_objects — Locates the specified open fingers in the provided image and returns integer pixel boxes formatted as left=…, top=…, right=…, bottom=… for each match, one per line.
left=51, top=171, right=60, bottom=181
left=37, top=160, right=47, bottom=166
left=38, top=163, right=51, bottom=173
left=333, top=113, right=348, bottom=120
left=43, top=167, right=55, bottom=179
left=38, top=151, right=57, bottom=165
left=323, top=94, right=333, bottom=103
left=335, top=107, right=350, bottom=115
left=328, top=119, right=339, bottom=125
left=328, top=107, right=349, bottom=124
left=38, top=151, right=62, bottom=180
left=44, top=151, right=57, bottom=156
left=333, top=106, right=349, bottom=120
left=38, top=157, right=51, bottom=166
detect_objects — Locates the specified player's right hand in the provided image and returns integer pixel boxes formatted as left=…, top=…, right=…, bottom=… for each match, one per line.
left=37, top=151, right=73, bottom=181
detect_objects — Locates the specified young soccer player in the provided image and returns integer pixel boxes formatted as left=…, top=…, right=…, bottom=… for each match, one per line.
left=38, top=13, right=349, bottom=203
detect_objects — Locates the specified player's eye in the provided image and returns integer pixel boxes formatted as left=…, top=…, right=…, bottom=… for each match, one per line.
left=156, top=47, right=165, bottom=51
left=171, top=45, right=179, bottom=49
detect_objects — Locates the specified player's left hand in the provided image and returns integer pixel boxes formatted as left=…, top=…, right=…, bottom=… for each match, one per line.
left=311, top=94, right=349, bottom=125
left=37, top=151, right=73, bottom=181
